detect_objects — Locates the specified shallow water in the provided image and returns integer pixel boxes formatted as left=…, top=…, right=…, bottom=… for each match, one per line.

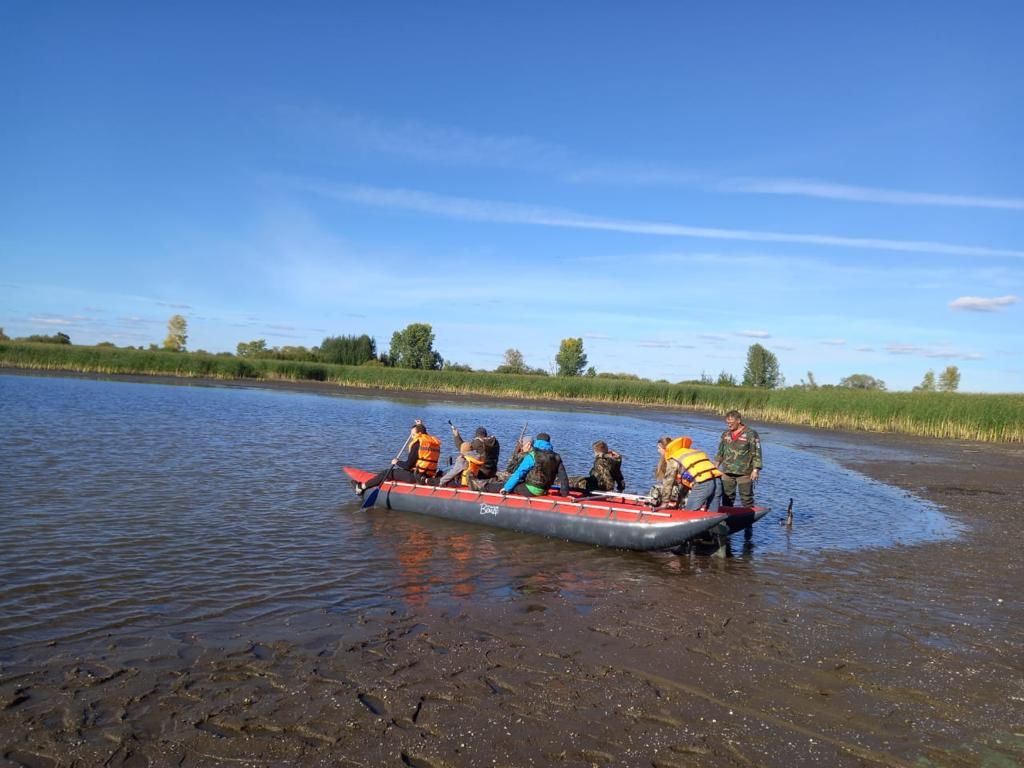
left=0, top=373, right=960, bottom=653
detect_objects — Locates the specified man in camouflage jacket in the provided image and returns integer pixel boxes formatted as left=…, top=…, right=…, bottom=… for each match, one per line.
left=570, top=441, right=626, bottom=493
left=715, top=410, right=762, bottom=506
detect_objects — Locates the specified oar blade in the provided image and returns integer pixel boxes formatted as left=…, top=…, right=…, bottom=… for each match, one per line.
left=360, top=486, right=381, bottom=509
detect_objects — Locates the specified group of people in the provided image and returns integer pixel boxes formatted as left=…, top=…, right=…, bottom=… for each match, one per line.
left=352, top=410, right=762, bottom=512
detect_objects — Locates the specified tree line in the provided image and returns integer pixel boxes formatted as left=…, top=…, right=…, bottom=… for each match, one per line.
left=0, top=319, right=960, bottom=392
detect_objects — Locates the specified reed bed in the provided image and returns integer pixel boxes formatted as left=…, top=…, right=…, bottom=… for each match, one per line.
left=3, top=342, right=1022, bottom=442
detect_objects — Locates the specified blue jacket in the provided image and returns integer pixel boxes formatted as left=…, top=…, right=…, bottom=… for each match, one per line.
left=503, top=438, right=563, bottom=493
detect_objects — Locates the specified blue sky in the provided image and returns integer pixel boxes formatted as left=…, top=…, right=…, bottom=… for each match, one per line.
left=3, top=1, right=1022, bottom=392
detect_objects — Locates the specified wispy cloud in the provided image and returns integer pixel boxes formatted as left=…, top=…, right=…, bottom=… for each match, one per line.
left=886, top=343, right=984, bottom=360
left=30, top=313, right=93, bottom=326
left=564, top=163, right=703, bottom=186
left=820, top=338, right=847, bottom=346
left=296, top=180, right=1024, bottom=260
left=283, top=110, right=570, bottom=172
left=855, top=345, right=875, bottom=352
left=698, top=333, right=728, bottom=341
left=638, top=340, right=695, bottom=349
left=736, top=330, right=771, bottom=338
left=117, top=315, right=160, bottom=325
left=158, top=302, right=192, bottom=309
left=725, top=178, right=1024, bottom=212
left=949, top=295, right=1019, bottom=312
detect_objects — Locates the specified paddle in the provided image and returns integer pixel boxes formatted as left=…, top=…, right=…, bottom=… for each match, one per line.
left=588, top=490, right=654, bottom=504
left=361, top=436, right=411, bottom=510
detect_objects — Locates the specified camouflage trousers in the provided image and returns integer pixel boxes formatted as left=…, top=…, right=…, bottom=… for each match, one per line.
left=721, top=473, right=755, bottom=507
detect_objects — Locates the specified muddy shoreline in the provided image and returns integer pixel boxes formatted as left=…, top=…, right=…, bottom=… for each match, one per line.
left=2, top=370, right=1022, bottom=766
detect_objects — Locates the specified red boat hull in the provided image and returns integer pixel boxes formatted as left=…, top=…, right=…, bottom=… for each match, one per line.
left=343, top=467, right=767, bottom=551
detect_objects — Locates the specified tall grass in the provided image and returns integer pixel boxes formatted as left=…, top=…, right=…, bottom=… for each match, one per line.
left=3, top=341, right=1022, bottom=442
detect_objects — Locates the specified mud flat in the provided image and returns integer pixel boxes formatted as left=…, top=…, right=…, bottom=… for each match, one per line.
left=1, top=386, right=1022, bottom=766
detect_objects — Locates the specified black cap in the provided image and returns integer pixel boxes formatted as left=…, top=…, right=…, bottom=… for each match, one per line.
left=536, top=432, right=551, bottom=442
left=474, top=427, right=488, bottom=437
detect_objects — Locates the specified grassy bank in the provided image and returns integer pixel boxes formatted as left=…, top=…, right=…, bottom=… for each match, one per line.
left=3, top=342, right=1023, bottom=442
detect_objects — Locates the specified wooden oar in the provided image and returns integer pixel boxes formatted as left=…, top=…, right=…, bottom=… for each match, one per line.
left=361, top=437, right=411, bottom=509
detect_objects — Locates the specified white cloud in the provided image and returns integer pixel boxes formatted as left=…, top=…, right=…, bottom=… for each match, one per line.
left=282, top=109, right=569, bottom=172
left=296, top=180, right=1024, bottom=260
left=565, top=163, right=703, bottom=186
left=30, top=314, right=93, bottom=326
left=736, top=330, right=771, bottom=338
left=885, top=343, right=984, bottom=361
left=726, top=178, right=1024, bottom=212
left=820, top=338, right=847, bottom=346
left=949, top=295, right=1019, bottom=312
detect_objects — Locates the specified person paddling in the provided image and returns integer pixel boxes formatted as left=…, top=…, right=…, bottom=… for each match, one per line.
left=450, top=423, right=500, bottom=480
left=355, top=422, right=441, bottom=494
left=430, top=441, right=484, bottom=488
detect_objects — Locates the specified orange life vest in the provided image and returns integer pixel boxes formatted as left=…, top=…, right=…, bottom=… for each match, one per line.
left=413, top=434, right=441, bottom=476
left=460, top=453, right=484, bottom=486
left=667, top=443, right=722, bottom=488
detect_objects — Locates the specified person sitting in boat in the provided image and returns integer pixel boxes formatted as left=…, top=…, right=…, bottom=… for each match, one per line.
left=355, top=422, right=442, bottom=494
left=450, top=424, right=500, bottom=480
left=652, top=435, right=723, bottom=511
left=429, top=441, right=484, bottom=488
left=499, top=432, right=570, bottom=497
left=494, top=435, right=532, bottom=482
left=570, top=440, right=626, bottom=493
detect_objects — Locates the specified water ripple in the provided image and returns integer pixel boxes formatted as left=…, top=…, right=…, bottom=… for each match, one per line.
left=0, top=374, right=960, bottom=652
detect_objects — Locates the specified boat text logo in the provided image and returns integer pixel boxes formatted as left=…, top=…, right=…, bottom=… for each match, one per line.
left=479, top=503, right=500, bottom=516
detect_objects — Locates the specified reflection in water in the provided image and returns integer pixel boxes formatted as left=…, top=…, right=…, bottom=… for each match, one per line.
left=0, top=373, right=962, bottom=650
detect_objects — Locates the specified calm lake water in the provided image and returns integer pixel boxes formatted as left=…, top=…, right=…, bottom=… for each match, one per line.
left=0, top=373, right=960, bottom=654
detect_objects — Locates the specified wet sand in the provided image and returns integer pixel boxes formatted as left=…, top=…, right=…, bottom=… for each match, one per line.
left=2, top=373, right=1023, bottom=766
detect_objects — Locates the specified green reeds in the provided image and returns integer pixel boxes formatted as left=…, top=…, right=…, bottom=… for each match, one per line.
left=3, top=341, right=1022, bottom=442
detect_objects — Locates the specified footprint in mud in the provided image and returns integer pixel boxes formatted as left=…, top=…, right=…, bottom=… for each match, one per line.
left=401, top=750, right=449, bottom=768
left=357, top=691, right=389, bottom=717
left=483, top=675, right=516, bottom=695
left=3, top=749, right=59, bottom=768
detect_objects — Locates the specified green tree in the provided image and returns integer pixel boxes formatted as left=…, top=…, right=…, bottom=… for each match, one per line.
left=237, top=339, right=268, bottom=358
left=0, top=327, right=9, bottom=341
left=555, top=337, right=588, bottom=376
left=742, top=343, right=781, bottom=388
left=938, top=365, right=961, bottom=392
left=838, top=373, right=887, bottom=390
left=496, top=348, right=527, bottom=374
left=389, top=323, right=442, bottom=369
left=320, top=334, right=377, bottom=365
left=716, top=370, right=737, bottom=386
left=273, top=345, right=317, bottom=362
left=913, top=369, right=937, bottom=392
left=163, top=314, right=188, bottom=351
left=22, top=332, right=71, bottom=344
